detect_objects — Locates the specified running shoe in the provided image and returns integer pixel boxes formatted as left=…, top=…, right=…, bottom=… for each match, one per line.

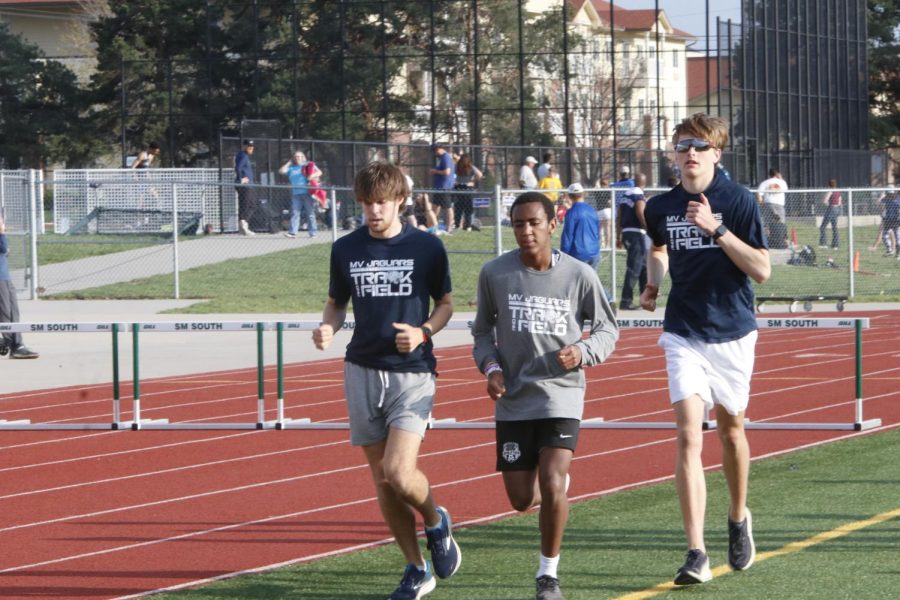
left=10, top=346, right=39, bottom=359
left=388, top=562, right=435, bottom=600
left=425, top=506, right=461, bottom=579
left=728, top=508, right=756, bottom=570
left=674, top=548, right=712, bottom=585
left=536, top=575, right=564, bottom=600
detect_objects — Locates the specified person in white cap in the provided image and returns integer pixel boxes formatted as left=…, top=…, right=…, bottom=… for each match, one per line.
left=560, top=183, right=605, bottom=275
left=519, top=156, right=538, bottom=190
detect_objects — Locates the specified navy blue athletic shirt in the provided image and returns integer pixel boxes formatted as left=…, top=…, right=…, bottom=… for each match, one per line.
left=328, top=223, right=452, bottom=372
left=644, top=171, right=767, bottom=342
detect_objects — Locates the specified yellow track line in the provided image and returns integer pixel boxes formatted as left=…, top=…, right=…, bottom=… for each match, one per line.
left=615, top=506, right=900, bottom=600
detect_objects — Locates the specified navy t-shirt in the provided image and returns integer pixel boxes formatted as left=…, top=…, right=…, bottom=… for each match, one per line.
left=644, top=172, right=768, bottom=342
left=329, top=223, right=452, bottom=372
left=618, top=186, right=646, bottom=231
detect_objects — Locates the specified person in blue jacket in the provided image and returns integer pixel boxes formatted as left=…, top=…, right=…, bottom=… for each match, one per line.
left=641, top=113, right=770, bottom=586
left=559, top=183, right=601, bottom=269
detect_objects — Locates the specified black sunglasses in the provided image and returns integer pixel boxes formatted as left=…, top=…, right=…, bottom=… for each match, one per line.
left=674, top=138, right=715, bottom=153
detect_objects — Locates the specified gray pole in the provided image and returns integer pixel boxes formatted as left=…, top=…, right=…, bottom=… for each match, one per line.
left=172, top=183, right=180, bottom=300
left=28, top=170, right=39, bottom=300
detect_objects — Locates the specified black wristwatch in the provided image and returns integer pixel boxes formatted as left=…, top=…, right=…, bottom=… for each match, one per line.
left=711, top=224, right=728, bottom=241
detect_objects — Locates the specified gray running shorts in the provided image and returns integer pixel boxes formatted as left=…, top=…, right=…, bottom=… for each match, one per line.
left=344, top=362, right=435, bottom=446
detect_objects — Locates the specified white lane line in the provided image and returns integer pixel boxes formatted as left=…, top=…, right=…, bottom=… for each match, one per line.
left=112, top=422, right=900, bottom=600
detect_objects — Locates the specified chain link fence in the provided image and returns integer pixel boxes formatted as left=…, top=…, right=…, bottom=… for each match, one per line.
left=6, top=170, right=897, bottom=310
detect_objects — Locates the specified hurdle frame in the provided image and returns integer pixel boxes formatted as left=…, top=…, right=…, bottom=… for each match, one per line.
left=0, top=317, right=882, bottom=432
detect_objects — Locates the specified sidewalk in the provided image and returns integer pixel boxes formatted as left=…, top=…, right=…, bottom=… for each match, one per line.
left=2, top=299, right=476, bottom=394
left=14, top=232, right=341, bottom=297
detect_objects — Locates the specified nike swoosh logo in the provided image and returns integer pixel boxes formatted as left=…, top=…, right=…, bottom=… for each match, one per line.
left=559, top=434, right=573, bottom=438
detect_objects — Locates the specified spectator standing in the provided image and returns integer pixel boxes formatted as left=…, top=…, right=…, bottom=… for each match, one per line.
left=312, top=162, right=460, bottom=600
left=131, top=142, right=160, bottom=169
left=0, top=215, right=38, bottom=359
left=234, top=140, right=256, bottom=236
left=611, top=166, right=635, bottom=203
left=872, top=187, right=900, bottom=257
left=538, top=166, right=563, bottom=202
left=756, top=167, right=788, bottom=224
left=453, top=154, right=483, bottom=231
left=519, top=156, right=538, bottom=190
left=536, top=151, right=555, bottom=181
left=472, top=192, right=618, bottom=600
left=641, top=113, right=770, bottom=586
left=818, top=179, right=842, bottom=249
left=595, top=178, right=613, bottom=249
left=279, top=151, right=322, bottom=238
left=430, top=143, right=455, bottom=234
left=560, top=183, right=601, bottom=270
left=617, top=173, right=648, bottom=311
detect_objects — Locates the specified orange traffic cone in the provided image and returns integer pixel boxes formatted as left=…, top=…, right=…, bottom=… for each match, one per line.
left=853, top=250, right=860, bottom=273
left=790, top=226, right=798, bottom=247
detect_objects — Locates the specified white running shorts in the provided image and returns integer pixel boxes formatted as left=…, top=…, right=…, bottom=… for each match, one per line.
left=658, top=330, right=758, bottom=416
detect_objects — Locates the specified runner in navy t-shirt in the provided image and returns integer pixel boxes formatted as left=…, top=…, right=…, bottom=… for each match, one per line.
left=313, top=162, right=460, bottom=599
left=641, top=113, right=771, bottom=586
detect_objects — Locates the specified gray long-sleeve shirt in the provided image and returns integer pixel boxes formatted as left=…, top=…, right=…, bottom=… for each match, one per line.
left=471, top=250, right=618, bottom=421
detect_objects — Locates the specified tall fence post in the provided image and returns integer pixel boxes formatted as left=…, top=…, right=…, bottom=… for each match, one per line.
left=330, top=188, right=338, bottom=243
left=494, top=184, right=503, bottom=257
left=608, top=185, right=618, bottom=305
left=847, top=188, right=855, bottom=298
left=172, top=182, right=180, bottom=299
left=28, top=169, right=39, bottom=300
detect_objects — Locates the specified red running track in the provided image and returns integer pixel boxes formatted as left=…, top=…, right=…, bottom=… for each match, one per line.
left=1, top=311, right=899, bottom=598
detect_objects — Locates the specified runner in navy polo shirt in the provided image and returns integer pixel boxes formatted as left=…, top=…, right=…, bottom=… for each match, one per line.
left=640, top=113, right=771, bottom=586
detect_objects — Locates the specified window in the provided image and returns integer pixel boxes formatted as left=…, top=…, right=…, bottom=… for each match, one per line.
left=672, top=48, right=679, bottom=67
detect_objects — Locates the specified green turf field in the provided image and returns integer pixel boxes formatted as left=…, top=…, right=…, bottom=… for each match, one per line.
left=155, top=427, right=900, bottom=599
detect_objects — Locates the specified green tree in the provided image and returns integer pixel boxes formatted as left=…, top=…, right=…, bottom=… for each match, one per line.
left=868, top=0, right=900, bottom=162
left=0, top=23, right=86, bottom=168
left=87, top=0, right=228, bottom=165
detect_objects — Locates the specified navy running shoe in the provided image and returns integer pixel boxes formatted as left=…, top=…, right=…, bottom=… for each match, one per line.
left=728, top=508, right=756, bottom=570
left=389, top=562, right=435, bottom=600
left=674, top=548, right=712, bottom=585
left=425, top=506, right=461, bottom=579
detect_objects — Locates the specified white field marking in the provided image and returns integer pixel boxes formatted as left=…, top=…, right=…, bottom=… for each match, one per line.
left=111, top=422, right=900, bottom=600
left=0, top=439, right=350, bottom=500
left=794, top=352, right=844, bottom=358
left=0, top=440, right=495, bottom=535
left=0, top=431, right=260, bottom=474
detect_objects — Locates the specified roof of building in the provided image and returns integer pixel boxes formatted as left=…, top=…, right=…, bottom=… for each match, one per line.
left=686, top=56, right=732, bottom=101
left=570, top=0, right=696, bottom=38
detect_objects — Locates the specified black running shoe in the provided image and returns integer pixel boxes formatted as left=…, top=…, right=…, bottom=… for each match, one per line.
left=728, top=508, right=756, bottom=570
left=536, top=575, right=564, bottom=600
left=0, top=341, right=8, bottom=356
left=674, top=548, right=712, bottom=585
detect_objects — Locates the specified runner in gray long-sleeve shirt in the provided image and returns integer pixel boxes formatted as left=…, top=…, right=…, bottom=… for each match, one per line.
left=471, top=192, right=618, bottom=600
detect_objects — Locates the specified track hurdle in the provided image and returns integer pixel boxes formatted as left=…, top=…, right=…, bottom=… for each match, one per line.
left=1, top=316, right=881, bottom=432
left=124, top=321, right=269, bottom=430
left=273, top=317, right=879, bottom=432
left=0, top=321, right=131, bottom=430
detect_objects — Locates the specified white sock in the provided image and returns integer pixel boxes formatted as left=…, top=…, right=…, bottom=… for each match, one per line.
left=537, top=553, right=559, bottom=579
